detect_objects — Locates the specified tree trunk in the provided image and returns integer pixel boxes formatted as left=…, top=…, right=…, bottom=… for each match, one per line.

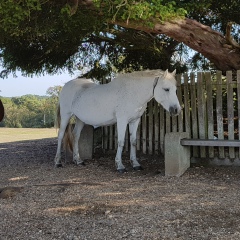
left=115, top=18, right=240, bottom=72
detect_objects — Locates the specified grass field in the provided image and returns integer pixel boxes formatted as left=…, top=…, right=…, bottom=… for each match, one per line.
left=0, top=128, right=58, bottom=143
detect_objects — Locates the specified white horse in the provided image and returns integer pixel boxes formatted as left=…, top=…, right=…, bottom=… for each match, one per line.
left=54, top=69, right=181, bottom=173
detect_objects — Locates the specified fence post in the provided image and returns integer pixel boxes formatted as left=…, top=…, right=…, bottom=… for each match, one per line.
left=216, top=71, right=225, bottom=158
left=190, top=72, right=199, bottom=157
left=197, top=72, right=206, bottom=158
left=227, top=71, right=235, bottom=159
left=206, top=72, right=214, bottom=158
left=177, top=74, right=183, bottom=132
left=237, top=70, right=240, bottom=158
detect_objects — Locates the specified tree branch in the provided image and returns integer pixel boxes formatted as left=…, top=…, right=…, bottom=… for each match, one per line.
left=114, top=18, right=240, bottom=71
left=225, top=22, right=240, bottom=49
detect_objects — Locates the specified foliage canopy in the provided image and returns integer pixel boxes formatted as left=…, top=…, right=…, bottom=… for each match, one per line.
left=0, top=0, right=239, bottom=78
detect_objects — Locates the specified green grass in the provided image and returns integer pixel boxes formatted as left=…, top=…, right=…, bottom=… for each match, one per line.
left=0, top=128, right=58, bottom=143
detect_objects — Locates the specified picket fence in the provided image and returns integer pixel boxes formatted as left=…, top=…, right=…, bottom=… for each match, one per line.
left=100, top=70, right=240, bottom=162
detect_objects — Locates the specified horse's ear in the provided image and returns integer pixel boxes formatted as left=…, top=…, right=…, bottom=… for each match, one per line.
left=163, top=69, right=168, bottom=78
left=172, top=69, right=176, bottom=76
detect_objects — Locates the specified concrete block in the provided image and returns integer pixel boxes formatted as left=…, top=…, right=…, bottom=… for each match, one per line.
left=164, top=132, right=190, bottom=177
left=79, top=125, right=94, bottom=160
left=65, top=125, right=93, bottom=162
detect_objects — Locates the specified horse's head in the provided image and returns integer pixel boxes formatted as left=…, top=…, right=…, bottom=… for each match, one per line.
left=153, top=69, right=182, bottom=116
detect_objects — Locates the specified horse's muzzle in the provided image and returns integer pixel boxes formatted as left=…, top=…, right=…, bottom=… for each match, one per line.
left=169, top=105, right=181, bottom=116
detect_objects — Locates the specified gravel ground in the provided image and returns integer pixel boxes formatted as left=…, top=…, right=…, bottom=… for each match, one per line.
left=1, top=137, right=240, bottom=240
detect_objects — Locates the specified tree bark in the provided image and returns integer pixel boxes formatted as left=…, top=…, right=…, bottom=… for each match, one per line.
left=115, top=18, right=240, bottom=72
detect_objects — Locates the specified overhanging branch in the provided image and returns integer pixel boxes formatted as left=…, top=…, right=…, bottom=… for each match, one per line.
left=225, top=22, right=240, bottom=49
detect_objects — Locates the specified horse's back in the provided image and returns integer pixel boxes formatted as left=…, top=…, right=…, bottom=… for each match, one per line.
left=61, top=78, right=96, bottom=96
left=59, top=78, right=96, bottom=114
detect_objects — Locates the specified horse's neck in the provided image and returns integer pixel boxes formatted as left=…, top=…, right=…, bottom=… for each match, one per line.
left=126, top=77, right=155, bottom=103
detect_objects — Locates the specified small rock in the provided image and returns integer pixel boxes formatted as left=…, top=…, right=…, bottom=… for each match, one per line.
left=105, top=210, right=111, bottom=215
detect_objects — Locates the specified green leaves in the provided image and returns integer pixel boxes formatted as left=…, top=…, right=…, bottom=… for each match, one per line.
left=1, top=93, right=59, bottom=128
left=0, top=0, right=239, bottom=77
left=97, top=0, right=187, bottom=23
left=0, top=0, right=42, bottom=36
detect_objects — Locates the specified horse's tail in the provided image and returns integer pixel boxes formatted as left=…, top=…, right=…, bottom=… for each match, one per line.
left=55, top=103, right=74, bottom=152
left=55, top=103, right=61, bottom=129
left=63, top=123, right=74, bottom=152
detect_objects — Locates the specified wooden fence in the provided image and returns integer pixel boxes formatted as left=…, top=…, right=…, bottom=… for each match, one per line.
left=101, top=70, right=240, bottom=162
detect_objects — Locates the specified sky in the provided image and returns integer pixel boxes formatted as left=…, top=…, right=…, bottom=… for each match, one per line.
left=0, top=71, right=78, bottom=97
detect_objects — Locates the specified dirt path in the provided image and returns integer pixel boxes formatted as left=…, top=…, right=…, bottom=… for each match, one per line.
left=1, top=129, right=240, bottom=239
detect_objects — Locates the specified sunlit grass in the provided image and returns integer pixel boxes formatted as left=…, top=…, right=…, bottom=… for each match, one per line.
left=0, top=128, right=58, bottom=143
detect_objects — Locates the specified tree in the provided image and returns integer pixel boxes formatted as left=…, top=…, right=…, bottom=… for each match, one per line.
left=0, top=94, right=58, bottom=128
left=0, top=0, right=239, bottom=78
left=45, top=85, right=62, bottom=126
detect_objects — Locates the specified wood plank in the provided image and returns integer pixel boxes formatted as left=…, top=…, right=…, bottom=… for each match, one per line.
left=109, top=125, right=113, bottom=150
left=181, top=139, right=240, bottom=147
left=237, top=70, right=240, bottom=157
left=227, top=71, right=235, bottom=159
left=142, top=110, right=147, bottom=154
left=101, top=78, right=108, bottom=151
left=190, top=72, right=199, bottom=157
left=176, top=74, right=183, bottom=132
left=171, top=115, right=177, bottom=132
left=114, top=124, right=118, bottom=150
left=205, top=72, right=214, bottom=158
left=154, top=100, right=159, bottom=154
left=148, top=100, right=153, bottom=154
left=159, top=105, right=165, bottom=154
left=183, top=73, right=190, bottom=133
left=124, top=125, right=129, bottom=152
left=197, top=72, right=206, bottom=158
left=137, top=120, right=141, bottom=151
left=103, top=126, right=108, bottom=150
left=216, top=71, right=225, bottom=158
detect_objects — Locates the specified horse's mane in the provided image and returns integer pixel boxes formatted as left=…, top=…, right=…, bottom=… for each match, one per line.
left=116, top=69, right=165, bottom=79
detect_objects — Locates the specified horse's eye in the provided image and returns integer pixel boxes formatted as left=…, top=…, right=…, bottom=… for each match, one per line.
left=164, top=88, right=170, bottom=92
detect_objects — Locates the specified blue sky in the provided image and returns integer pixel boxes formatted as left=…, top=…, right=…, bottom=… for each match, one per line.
left=0, top=71, right=77, bottom=97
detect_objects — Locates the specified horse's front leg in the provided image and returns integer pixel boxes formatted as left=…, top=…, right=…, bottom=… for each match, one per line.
left=129, top=118, right=143, bottom=170
left=115, top=119, right=128, bottom=173
left=72, top=118, right=85, bottom=165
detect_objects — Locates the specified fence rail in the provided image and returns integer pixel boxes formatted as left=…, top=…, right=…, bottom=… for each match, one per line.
left=101, top=70, right=240, bottom=161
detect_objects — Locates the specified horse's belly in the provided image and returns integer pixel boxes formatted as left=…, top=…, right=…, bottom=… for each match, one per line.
left=74, top=107, right=117, bottom=127
left=83, top=116, right=117, bottom=127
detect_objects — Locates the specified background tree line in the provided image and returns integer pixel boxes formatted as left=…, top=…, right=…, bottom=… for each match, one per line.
left=0, top=86, right=61, bottom=128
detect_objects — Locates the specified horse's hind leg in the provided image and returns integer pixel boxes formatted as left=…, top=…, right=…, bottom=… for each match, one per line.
left=115, top=119, right=128, bottom=173
left=54, top=113, right=71, bottom=167
left=129, top=118, right=143, bottom=170
left=72, top=118, right=85, bottom=165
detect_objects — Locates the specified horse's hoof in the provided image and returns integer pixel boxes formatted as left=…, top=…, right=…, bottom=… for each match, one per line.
left=117, top=168, right=127, bottom=173
left=77, top=161, right=85, bottom=166
left=133, top=166, right=143, bottom=171
left=55, top=163, right=63, bottom=168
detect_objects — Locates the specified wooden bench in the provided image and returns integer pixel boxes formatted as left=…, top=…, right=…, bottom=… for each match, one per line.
left=164, top=132, right=240, bottom=177
left=180, top=139, right=240, bottom=147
